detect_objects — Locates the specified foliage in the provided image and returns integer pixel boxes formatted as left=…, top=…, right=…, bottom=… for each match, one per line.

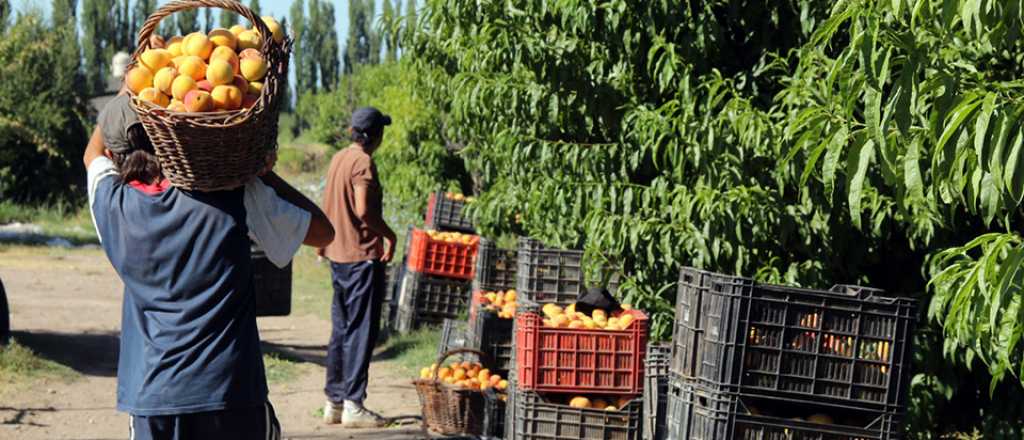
left=217, top=4, right=236, bottom=28
left=295, top=62, right=467, bottom=215
left=343, top=0, right=381, bottom=73
left=404, top=0, right=1024, bottom=435
left=0, top=340, right=78, bottom=389
left=0, top=12, right=89, bottom=203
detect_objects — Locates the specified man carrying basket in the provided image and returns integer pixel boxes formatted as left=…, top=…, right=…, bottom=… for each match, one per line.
left=84, top=93, right=335, bottom=440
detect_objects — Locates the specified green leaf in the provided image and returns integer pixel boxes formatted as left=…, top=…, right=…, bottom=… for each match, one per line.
left=823, top=125, right=849, bottom=203
left=980, top=172, right=999, bottom=225
left=847, top=137, right=876, bottom=229
left=904, top=137, right=925, bottom=200
left=937, top=95, right=982, bottom=156
left=1003, top=131, right=1024, bottom=205
left=974, top=92, right=996, bottom=166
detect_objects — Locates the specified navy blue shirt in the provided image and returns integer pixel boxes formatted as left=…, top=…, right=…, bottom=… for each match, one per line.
left=91, top=174, right=268, bottom=416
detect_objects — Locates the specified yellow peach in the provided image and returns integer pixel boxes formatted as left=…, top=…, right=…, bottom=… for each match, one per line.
left=209, top=46, right=240, bottom=74
left=207, top=28, right=237, bottom=50
left=261, top=16, right=284, bottom=43
left=125, top=66, right=154, bottom=95
left=229, top=24, right=247, bottom=36
left=170, top=75, right=197, bottom=101
left=236, top=30, right=262, bottom=50
left=210, top=85, right=243, bottom=110
left=139, top=48, right=173, bottom=72
left=167, top=100, right=187, bottom=112
left=240, top=56, right=268, bottom=81
left=183, top=32, right=213, bottom=59
left=177, top=56, right=207, bottom=81
left=138, top=87, right=170, bottom=107
left=167, top=41, right=184, bottom=57
left=206, top=59, right=235, bottom=86
left=152, top=67, right=178, bottom=95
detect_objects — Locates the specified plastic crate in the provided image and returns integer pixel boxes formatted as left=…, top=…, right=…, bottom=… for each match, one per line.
left=407, top=228, right=479, bottom=280
left=474, top=238, right=519, bottom=292
left=671, top=267, right=917, bottom=413
left=425, top=191, right=475, bottom=233
left=516, top=237, right=586, bottom=304
left=513, top=389, right=642, bottom=440
left=395, top=272, right=472, bottom=333
left=482, top=389, right=507, bottom=439
left=251, top=248, right=292, bottom=317
left=515, top=304, right=648, bottom=395
left=438, top=318, right=472, bottom=360
left=665, top=378, right=904, bottom=440
left=643, top=343, right=672, bottom=440
left=470, top=308, right=515, bottom=376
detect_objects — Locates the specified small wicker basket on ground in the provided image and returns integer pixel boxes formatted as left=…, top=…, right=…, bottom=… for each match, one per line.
left=413, top=348, right=494, bottom=436
left=128, top=0, right=291, bottom=191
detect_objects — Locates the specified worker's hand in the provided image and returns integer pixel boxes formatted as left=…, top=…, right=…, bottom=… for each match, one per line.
left=381, top=237, right=396, bottom=263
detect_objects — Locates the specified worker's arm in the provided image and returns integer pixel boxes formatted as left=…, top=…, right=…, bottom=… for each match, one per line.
left=258, top=171, right=335, bottom=248
left=83, top=125, right=107, bottom=168
left=354, top=184, right=397, bottom=262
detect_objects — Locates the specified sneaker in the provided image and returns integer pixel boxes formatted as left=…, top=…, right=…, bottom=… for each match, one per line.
left=323, top=400, right=343, bottom=425
left=342, top=401, right=386, bottom=429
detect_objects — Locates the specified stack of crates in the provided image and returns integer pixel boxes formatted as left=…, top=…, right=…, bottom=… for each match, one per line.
left=394, top=191, right=480, bottom=332
left=468, top=238, right=519, bottom=377
left=508, top=238, right=644, bottom=440
left=665, top=267, right=917, bottom=440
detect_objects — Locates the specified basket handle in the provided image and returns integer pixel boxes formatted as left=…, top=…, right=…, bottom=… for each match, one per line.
left=431, top=348, right=491, bottom=382
left=133, top=0, right=273, bottom=60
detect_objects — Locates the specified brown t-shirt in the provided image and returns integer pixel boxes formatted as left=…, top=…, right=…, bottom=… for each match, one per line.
left=320, top=145, right=384, bottom=263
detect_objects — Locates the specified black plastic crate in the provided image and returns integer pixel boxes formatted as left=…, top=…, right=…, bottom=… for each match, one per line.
left=516, top=238, right=619, bottom=305
left=395, top=272, right=471, bottom=333
left=251, top=249, right=292, bottom=317
left=482, top=388, right=508, bottom=439
left=671, top=267, right=917, bottom=413
left=426, top=191, right=475, bottom=233
left=513, top=389, right=642, bottom=440
left=438, top=318, right=471, bottom=360
left=474, top=238, right=519, bottom=292
left=665, top=378, right=904, bottom=440
left=470, top=309, right=514, bottom=376
left=643, top=343, right=672, bottom=440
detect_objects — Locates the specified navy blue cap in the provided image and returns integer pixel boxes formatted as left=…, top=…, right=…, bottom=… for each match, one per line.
left=351, top=107, right=392, bottom=132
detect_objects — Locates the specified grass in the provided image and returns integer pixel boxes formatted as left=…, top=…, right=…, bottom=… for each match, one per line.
left=373, top=327, right=442, bottom=377
left=0, top=339, right=79, bottom=394
left=263, top=352, right=302, bottom=385
left=0, top=201, right=98, bottom=245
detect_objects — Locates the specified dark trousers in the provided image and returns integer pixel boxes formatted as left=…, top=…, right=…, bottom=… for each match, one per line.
left=130, top=402, right=280, bottom=440
left=325, top=260, right=385, bottom=404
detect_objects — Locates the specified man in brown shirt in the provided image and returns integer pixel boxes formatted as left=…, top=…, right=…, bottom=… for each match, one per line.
left=317, top=107, right=397, bottom=428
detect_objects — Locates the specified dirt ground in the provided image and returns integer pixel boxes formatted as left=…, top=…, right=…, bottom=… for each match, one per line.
left=0, top=246, right=430, bottom=440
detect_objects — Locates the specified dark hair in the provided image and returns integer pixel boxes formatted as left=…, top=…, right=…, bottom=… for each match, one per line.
left=351, top=127, right=384, bottom=146
left=112, top=124, right=162, bottom=183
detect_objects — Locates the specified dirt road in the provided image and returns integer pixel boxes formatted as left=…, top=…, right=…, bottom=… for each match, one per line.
left=0, top=246, right=427, bottom=440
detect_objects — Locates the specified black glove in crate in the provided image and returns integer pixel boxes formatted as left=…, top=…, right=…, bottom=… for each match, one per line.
left=516, top=237, right=618, bottom=305
left=474, top=238, right=518, bottom=292
left=469, top=309, right=514, bottom=376
left=425, top=190, right=475, bottom=233
left=395, top=272, right=471, bottom=333
left=665, top=378, right=903, bottom=440
left=513, top=389, right=642, bottom=440
left=643, top=343, right=672, bottom=440
left=672, top=267, right=917, bottom=414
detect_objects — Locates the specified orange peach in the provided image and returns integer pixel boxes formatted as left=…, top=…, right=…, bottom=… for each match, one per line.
left=211, top=85, right=243, bottom=110
left=183, top=90, right=214, bottom=112
left=196, top=79, right=214, bottom=92
left=206, top=59, right=234, bottom=86
left=139, top=48, right=173, bottom=72
left=240, top=55, right=268, bottom=81
left=183, top=32, right=213, bottom=59
left=229, top=24, right=247, bottom=36
left=152, top=66, right=178, bottom=95
left=125, top=66, right=154, bottom=95
left=209, top=46, right=240, bottom=74
left=138, top=87, right=170, bottom=107
left=208, top=28, right=237, bottom=50
left=236, top=30, right=261, bottom=50
left=167, top=100, right=187, bottom=112
left=177, top=56, right=207, bottom=81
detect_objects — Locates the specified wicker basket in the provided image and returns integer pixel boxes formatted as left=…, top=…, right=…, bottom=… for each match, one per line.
left=413, top=348, right=493, bottom=435
left=128, top=0, right=291, bottom=191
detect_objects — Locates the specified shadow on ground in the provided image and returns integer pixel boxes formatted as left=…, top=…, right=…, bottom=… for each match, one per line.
left=12, top=330, right=119, bottom=377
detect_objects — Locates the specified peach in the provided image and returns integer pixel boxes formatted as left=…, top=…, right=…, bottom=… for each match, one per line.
left=242, top=94, right=259, bottom=109
left=232, top=75, right=249, bottom=91
left=183, top=32, right=213, bottom=59
left=246, top=81, right=263, bottom=95
left=183, top=90, right=214, bottom=112
left=229, top=24, right=247, bottom=36
left=240, top=55, right=268, bottom=81
left=138, top=87, right=170, bottom=107
left=167, top=41, right=184, bottom=57
left=139, top=48, right=173, bottom=72
left=167, top=35, right=184, bottom=45
left=236, top=30, right=261, bottom=50
left=208, top=28, right=237, bottom=50
left=209, top=46, right=240, bottom=74
left=206, top=59, right=234, bottom=86
left=261, top=16, right=284, bottom=43
left=239, top=48, right=261, bottom=60
left=171, top=75, right=197, bottom=101
left=196, top=80, right=214, bottom=92
left=153, top=66, right=179, bottom=95
left=211, top=85, right=243, bottom=110
left=177, top=56, right=207, bottom=81
left=125, top=66, right=154, bottom=95
left=167, top=100, right=187, bottom=112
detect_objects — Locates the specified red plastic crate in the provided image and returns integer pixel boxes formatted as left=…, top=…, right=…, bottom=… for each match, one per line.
left=515, top=307, right=648, bottom=395
left=406, top=228, right=480, bottom=280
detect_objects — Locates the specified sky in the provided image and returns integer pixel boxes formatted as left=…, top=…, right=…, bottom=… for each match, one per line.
left=12, top=0, right=361, bottom=50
